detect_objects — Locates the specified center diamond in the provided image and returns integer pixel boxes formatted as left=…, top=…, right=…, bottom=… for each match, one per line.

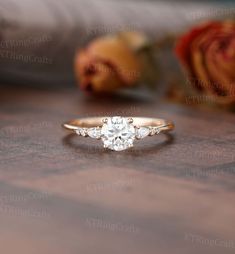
left=101, top=117, right=135, bottom=151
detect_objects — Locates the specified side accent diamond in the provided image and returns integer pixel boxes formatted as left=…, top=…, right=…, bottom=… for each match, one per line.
left=75, top=129, right=80, bottom=135
left=76, top=128, right=87, bottom=136
left=150, top=127, right=161, bottom=135
left=155, top=128, right=161, bottom=135
left=87, top=127, right=101, bottom=139
left=136, top=127, right=150, bottom=139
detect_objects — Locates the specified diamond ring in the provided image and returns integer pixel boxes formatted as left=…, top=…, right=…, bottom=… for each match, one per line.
left=63, top=116, right=174, bottom=151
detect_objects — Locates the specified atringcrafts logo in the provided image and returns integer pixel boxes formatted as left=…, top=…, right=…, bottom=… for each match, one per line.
left=185, top=233, right=235, bottom=249
left=0, top=49, right=53, bottom=64
left=86, top=178, right=136, bottom=193
left=0, top=35, right=52, bottom=49
left=0, top=191, right=51, bottom=219
left=86, top=217, right=140, bottom=234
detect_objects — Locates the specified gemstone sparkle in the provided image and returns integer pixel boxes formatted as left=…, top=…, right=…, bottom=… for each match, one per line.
left=101, top=117, right=135, bottom=151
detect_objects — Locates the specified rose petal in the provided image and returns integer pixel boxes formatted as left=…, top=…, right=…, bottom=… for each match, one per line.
left=87, top=36, right=140, bottom=85
left=175, top=21, right=235, bottom=103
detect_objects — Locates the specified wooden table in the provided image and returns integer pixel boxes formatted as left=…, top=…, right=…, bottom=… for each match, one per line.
left=0, top=85, right=235, bottom=254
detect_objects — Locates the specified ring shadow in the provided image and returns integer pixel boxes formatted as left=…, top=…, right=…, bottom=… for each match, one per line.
left=62, top=133, right=175, bottom=157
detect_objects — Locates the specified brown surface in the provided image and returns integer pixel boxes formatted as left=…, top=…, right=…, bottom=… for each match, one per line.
left=0, top=85, right=235, bottom=254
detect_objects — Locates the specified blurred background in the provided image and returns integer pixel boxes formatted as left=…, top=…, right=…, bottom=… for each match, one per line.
left=0, top=0, right=234, bottom=88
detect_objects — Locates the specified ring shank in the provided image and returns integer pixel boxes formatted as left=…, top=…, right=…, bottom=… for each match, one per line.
left=63, top=117, right=174, bottom=132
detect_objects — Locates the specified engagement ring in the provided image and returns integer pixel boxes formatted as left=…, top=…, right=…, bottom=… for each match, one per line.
left=63, top=116, right=174, bottom=151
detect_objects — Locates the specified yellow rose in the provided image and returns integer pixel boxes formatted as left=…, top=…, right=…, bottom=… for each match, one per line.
left=75, top=33, right=142, bottom=93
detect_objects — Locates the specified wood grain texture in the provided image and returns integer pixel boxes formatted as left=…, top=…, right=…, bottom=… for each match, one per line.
left=0, top=85, right=235, bottom=254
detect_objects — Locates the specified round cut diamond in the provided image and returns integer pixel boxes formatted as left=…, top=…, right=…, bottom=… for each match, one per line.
left=101, top=117, right=135, bottom=151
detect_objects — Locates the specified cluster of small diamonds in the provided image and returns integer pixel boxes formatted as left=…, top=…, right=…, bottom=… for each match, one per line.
left=149, top=127, right=161, bottom=136
left=75, top=128, right=88, bottom=137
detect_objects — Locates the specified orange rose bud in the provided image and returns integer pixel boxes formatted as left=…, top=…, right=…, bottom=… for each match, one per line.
left=175, top=21, right=235, bottom=104
left=75, top=33, right=142, bottom=93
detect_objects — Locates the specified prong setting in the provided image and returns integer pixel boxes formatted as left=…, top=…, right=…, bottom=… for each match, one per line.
left=102, top=118, right=108, bottom=124
left=127, top=118, right=134, bottom=123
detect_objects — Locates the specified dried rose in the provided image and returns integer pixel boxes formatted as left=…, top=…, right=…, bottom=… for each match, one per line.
left=175, top=21, right=235, bottom=104
left=75, top=32, right=143, bottom=93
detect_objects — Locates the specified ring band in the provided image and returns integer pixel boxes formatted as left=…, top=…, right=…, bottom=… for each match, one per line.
left=63, top=116, right=174, bottom=151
